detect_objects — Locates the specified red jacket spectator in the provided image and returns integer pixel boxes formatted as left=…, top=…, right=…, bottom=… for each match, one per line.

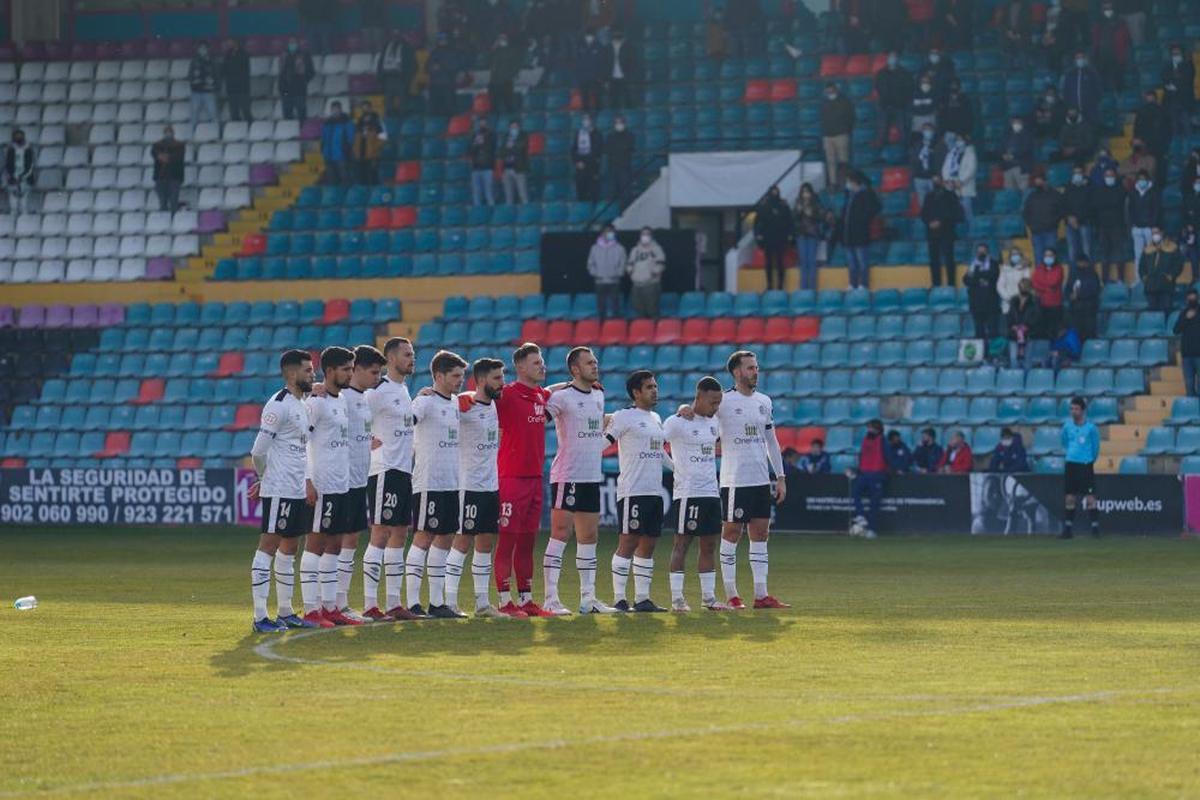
left=1032, top=262, right=1064, bottom=309
left=905, top=0, right=935, bottom=23
left=858, top=430, right=888, bottom=472
left=937, top=441, right=974, bottom=473
left=1091, top=17, right=1131, bottom=68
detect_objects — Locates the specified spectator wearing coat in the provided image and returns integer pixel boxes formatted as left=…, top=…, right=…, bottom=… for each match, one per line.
left=821, top=82, right=856, bottom=188
left=626, top=227, right=667, bottom=318
left=753, top=185, right=796, bottom=291
left=488, top=34, right=523, bottom=114
left=587, top=224, right=627, bottom=321
left=426, top=33, right=462, bottom=117
left=798, top=440, right=832, bottom=474
left=1090, top=1, right=1132, bottom=91
left=1062, top=165, right=1093, bottom=265
left=874, top=52, right=914, bottom=148
left=794, top=183, right=829, bottom=291
left=1182, top=175, right=1200, bottom=281
left=221, top=39, right=251, bottom=123
left=606, top=116, right=635, bottom=201
left=576, top=31, right=605, bottom=112
left=279, top=39, right=315, bottom=123
left=1163, top=42, right=1196, bottom=139
left=1128, top=169, right=1163, bottom=267
left=940, top=132, right=977, bottom=229
left=963, top=243, right=1001, bottom=339
left=1118, top=140, right=1158, bottom=189
left=1134, top=90, right=1172, bottom=169
left=604, top=29, right=638, bottom=110
left=352, top=101, right=387, bottom=186
left=923, top=48, right=957, bottom=102
left=910, top=73, right=939, bottom=134
left=1032, top=247, right=1066, bottom=337
left=921, top=175, right=964, bottom=287
left=910, top=124, right=941, bottom=206
left=912, top=428, right=944, bottom=474
left=1068, top=256, right=1101, bottom=340
left=1138, top=227, right=1184, bottom=315
left=1055, top=107, right=1097, bottom=164
left=149, top=126, right=184, bottom=213
left=1000, top=115, right=1035, bottom=190
left=936, top=79, right=975, bottom=137
left=1006, top=278, right=1041, bottom=369
left=1060, top=52, right=1102, bottom=121
left=571, top=115, right=603, bottom=201
left=468, top=118, right=497, bottom=206
left=376, top=31, right=415, bottom=114
left=4, top=129, right=36, bottom=214
left=320, top=102, right=355, bottom=186
left=835, top=171, right=882, bottom=290
left=188, top=42, right=220, bottom=130
left=1173, top=289, right=1200, bottom=396
left=1034, top=84, right=1067, bottom=140
left=499, top=120, right=530, bottom=204
left=884, top=431, right=913, bottom=474
left=937, top=432, right=974, bottom=474
left=1023, top=173, right=1063, bottom=261
left=997, top=249, right=1031, bottom=313
left=990, top=429, right=1029, bottom=472
left=1091, top=166, right=1129, bottom=283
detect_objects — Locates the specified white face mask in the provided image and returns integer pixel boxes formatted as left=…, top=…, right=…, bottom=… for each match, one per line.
left=1152, top=233, right=1163, bottom=244
left=604, top=231, right=615, bottom=241
left=929, top=53, right=940, bottom=64
left=920, top=83, right=932, bottom=92
left=614, top=122, right=625, bottom=131
left=1075, top=57, right=1087, bottom=68
left=640, top=234, right=651, bottom=245
left=1012, top=123, right=1023, bottom=132
left=1072, top=174, right=1085, bottom=186
left=1000, top=438, right=1013, bottom=447
left=1010, top=254, right=1021, bottom=265
left=1104, top=176, right=1117, bottom=186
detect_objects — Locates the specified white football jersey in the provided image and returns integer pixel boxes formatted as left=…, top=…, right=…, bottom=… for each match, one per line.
left=717, top=389, right=776, bottom=488
left=606, top=407, right=668, bottom=499
left=306, top=392, right=350, bottom=496
left=343, top=385, right=372, bottom=489
left=457, top=395, right=500, bottom=493
left=411, top=392, right=460, bottom=492
left=251, top=389, right=310, bottom=500
left=367, top=375, right=414, bottom=476
left=546, top=385, right=607, bottom=484
left=663, top=413, right=720, bottom=499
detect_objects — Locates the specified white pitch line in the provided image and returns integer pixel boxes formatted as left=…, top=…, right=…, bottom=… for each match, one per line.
left=0, top=688, right=1178, bottom=798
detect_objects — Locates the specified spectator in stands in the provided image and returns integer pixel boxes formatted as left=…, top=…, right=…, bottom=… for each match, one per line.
left=488, top=34, right=522, bottom=115
left=1162, top=42, right=1195, bottom=140
left=835, top=170, right=882, bottom=290
left=1182, top=176, right=1200, bottom=281
left=1119, top=139, right=1158, bottom=190
left=4, top=129, right=36, bottom=215
left=937, top=79, right=975, bottom=138
left=1089, top=145, right=1119, bottom=185
left=605, top=28, right=637, bottom=110
left=1091, top=166, right=1128, bottom=283
left=874, top=51, right=914, bottom=149
left=838, top=0, right=870, bottom=53
left=1000, top=115, right=1035, bottom=191
left=298, top=0, right=334, bottom=55
left=1049, top=323, right=1082, bottom=369
left=1068, top=256, right=1101, bottom=341
left=921, top=174, right=964, bottom=288
left=937, top=432, right=974, bottom=474
left=221, top=39, right=251, bottom=123
left=588, top=224, right=626, bottom=321
left=910, top=123, right=940, bottom=206
left=1133, top=91, right=1171, bottom=177
left=997, top=0, right=1033, bottom=67
left=149, top=126, right=184, bottom=214
left=1173, top=289, right=1200, bottom=396
left=426, top=33, right=461, bottom=116
left=1060, top=51, right=1102, bottom=121
left=753, top=185, right=795, bottom=292
left=1063, top=165, right=1092, bottom=264
left=940, top=132, right=977, bottom=230
left=781, top=448, right=802, bottom=479
left=850, top=419, right=888, bottom=537
left=320, top=102, right=355, bottom=186
left=279, top=38, right=315, bottom=123
left=377, top=31, right=415, bottom=115
left=500, top=119, right=530, bottom=204
left=910, top=73, right=939, bottom=136
left=1055, top=107, right=1097, bottom=164
left=1090, top=2, right=1131, bottom=91
left=576, top=30, right=605, bottom=112
left=820, top=82, right=855, bottom=189
left=468, top=118, right=497, bottom=207
left=998, top=248, right=1031, bottom=314
left=1023, top=173, right=1063, bottom=260
left=188, top=42, right=220, bottom=131
left=1139, top=227, right=1184, bottom=315
left=1006, top=278, right=1040, bottom=369
left=923, top=47, right=956, bottom=102
left=798, top=439, right=831, bottom=474
left=627, top=227, right=667, bottom=318
left=353, top=101, right=387, bottom=186
left=794, top=183, right=828, bottom=292
left=1033, top=247, right=1065, bottom=337
left=1128, top=169, right=1162, bottom=267
left=705, top=9, right=728, bottom=61
left=885, top=431, right=913, bottom=474
left=964, top=243, right=1000, bottom=340
left=572, top=115, right=603, bottom=202
left=912, top=428, right=943, bottom=474
left=1033, top=84, right=1066, bottom=140
left=990, top=428, right=1029, bottom=472
left=607, top=115, right=634, bottom=201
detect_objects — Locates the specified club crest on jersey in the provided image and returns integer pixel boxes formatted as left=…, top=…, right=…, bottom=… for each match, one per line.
left=383, top=509, right=393, bottom=520
left=487, top=429, right=497, bottom=442
left=588, top=418, right=600, bottom=431
left=565, top=494, right=576, bottom=507
left=263, top=412, right=278, bottom=425
left=758, top=404, right=768, bottom=416
left=650, top=438, right=662, bottom=450
left=448, top=429, right=458, bottom=440
left=629, top=518, right=640, bottom=530
left=464, top=518, right=475, bottom=531
left=687, top=519, right=698, bottom=531
left=700, top=444, right=714, bottom=456
left=744, top=424, right=759, bottom=437
left=428, top=517, right=439, bottom=529
left=534, top=403, right=544, bottom=416
left=734, top=508, right=744, bottom=519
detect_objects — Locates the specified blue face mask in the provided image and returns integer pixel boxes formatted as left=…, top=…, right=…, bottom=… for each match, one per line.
left=288, top=43, right=298, bottom=53
left=1136, top=179, right=1150, bottom=191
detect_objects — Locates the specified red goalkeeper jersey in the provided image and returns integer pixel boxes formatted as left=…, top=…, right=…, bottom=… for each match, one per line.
left=496, top=380, right=551, bottom=479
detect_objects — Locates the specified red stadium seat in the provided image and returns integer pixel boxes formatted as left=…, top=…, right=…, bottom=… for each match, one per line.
left=597, top=318, right=628, bottom=345
left=130, top=379, right=165, bottom=406
left=446, top=114, right=473, bottom=136
left=176, top=457, right=203, bottom=469
left=794, top=426, right=827, bottom=452
left=844, top=54, right=872, bottom=75
left=736, top=318, right=765, bottom=342
left=240, top=233, right=266, bottom=256
left=1, top=457, right=27, bottom=468
left=365, top=207, right=391, bottom=229
left=743, top=79, right=770, bottom=103
left=97, top=431, right=131, bottom=458
left=393, top=161, right=422, bottom=183
left=566, top=89, right=583, bottom=110
left=819, top=54, right=847, bottom=77
left=323, top=298, right=350, bottom=324
left=706, top=318, right=736, bottom=344
left=906, top=193, right=921, bottom=218
left=988, top=165, right=1005, bottom=190
left=869, top=53, right=889, bottom=73
left=390, top=206, right=416, bottom=228
left=521, top=319, right=548, bottom=342
left=214, top=352, right=244, bottom=377
left=681, top=318, right=710, bottom=343
left=229, top=404, right=260, bottom=431
left=574, top=319, right=600, bottom=343
left=653, top=318, right=682, bottom=344
left=627, top=319, right=655, bottom=344
left=769, top=79, right=797, bottom=102
left=528, top=132, right=546, bottom=155
left=881, top=167, right=911, bottom=192
left=791, top=316, right=820, bottom=341
left=471, top=92, right=492, bottom=114
left=762, top=317, right=792, bottom=343
left=774, top=426, right=802, bottom=451
left=544, top=320, right=574, bottom=345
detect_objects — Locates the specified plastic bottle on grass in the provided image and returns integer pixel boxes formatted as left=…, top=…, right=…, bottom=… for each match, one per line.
left=14, top=596, right=37, bottom=611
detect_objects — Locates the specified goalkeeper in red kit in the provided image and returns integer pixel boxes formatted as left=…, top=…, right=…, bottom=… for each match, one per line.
left=493, top=342, right=556, bottom=618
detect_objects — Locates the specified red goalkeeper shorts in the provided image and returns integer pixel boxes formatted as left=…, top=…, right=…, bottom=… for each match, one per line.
left=499, top=476, right=543, bottom=534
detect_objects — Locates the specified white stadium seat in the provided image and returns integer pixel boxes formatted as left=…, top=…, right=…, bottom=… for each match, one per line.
left=44, top=62, right=69, bottom=82
left=222, top=142, right=249, bottom=164
left=117, top=258, right=145, bottom=281
left=20, top=62, right=46, bottom=82
left=119, top=236, right=146, bottom=259
left=93, top=190, right=121, bottom=213
left=247, top=121, right=274, bottom=142
left=144, top=212, right=171, bottom=235
left=0, top=261, right=12, bottom=281
left=248, top=142, right=274, bottom=162
left=115, top=167, right=142, bottom=190
left=196, top=166, right=223, bottom=187
left=321, top=54, right=349, bottom=74
left=117, top=145, right=144, bottom=167
left=39, top=214, right=67, bottom=236
left=0, top=63, right=15, bottom=82
left=118, top=125, right=142, bottom=145
left=89, top=123, right=116, bottom=146
left=90, top=167, right=118, bottom=189
left=66, top=236, right=94, bottom=260
left=196, top=143, right=223, bottom=165
left=145, top=60, right=170, bottom=80
left=65, top=259, right=94, bottom=282
left=38, top=260, right=66, bottom=282
left=94, top=237, right=120, bottom=259
left=119, top=60, right=146, bottom=81
left=15, top=215, right=41, bottom=237
left=223, top=164, right=249, bottom=186
left=171, top=235, right=199, bottom=257
left=224, top=187, right=251, bottom=208
left=11, top=260, right=38, bottom=283
left=347, top=53, right=374, bottom=74
left=168, top=59, right=189, bottom=80
left=116, top=103, right=143, bottom=124
left=144, top=102, right=171, bottom=124
left=68, top=62, right=95, bottom=82
left=93, top=258, right=120, bottom=281
left=193, top=122, right=220, bottom=144
left=42, top=84, right=68, bottom=104
left=16, top=105, right=41, bottom=125
left=93, top=81, right=118, bottom=102
left=40, top=238, right=68, bottom=260
left=144, top=235, right=172, bottom=258
left=68, top=83, right=94, bottom=103
left=14, top=239, right=40, bottom=259
left=274, top=141, right=301, bottom=162
left=95, top=62, right=121, bottom=81
left=41, top=104, right=67, bottom=125
left=93, top=213, right=121, bottom=236
left=142, top=81, right=169, bottom=102
left=224, top=121, right=249, bottom=141
left=91, top=145, right=118, bottom=167
left=170, top=210, right=198, bottom=234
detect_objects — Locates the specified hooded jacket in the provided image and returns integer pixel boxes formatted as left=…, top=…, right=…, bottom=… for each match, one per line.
left=1032, top=262, right=1065, bottom=309
left=587, top=235, right=627, bottom=284
left=990, top=433, right=1029, bottom=472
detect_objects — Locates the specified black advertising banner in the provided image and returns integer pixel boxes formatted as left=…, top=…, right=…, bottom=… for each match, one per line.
left=969, top=474, right=1183, bottom=536
left=0, top=468, right=236, bottom=525
left=777, top=474, right=972, bottom=533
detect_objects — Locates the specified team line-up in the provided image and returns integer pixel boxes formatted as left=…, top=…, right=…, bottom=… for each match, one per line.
left=248, top=338, right=793, bottom=632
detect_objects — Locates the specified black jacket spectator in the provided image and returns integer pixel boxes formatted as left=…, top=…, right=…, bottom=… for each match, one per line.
left=1127, top=185, right=1162, bottom=229
left=963, top=255, right=1000, bottom=316
left=499, top=130, right=529, bottom=173
left=576, top=38, right=605, bottom=84
left=885, top=438, right=913, bottom=473
left=875, top=64, right=914, bottom=111
left=188, top=52, right=217, bottom=93
left=835, top=186, right=882, bottom=248
left=1063, top=180, right=1092, bottom=225
left=910, top=80, right=938, bottom=120
left=923, top=55, right=957, bottom=102
left=1134, top=98, right=1172, bottom=159
left=1163, top=54, right=1197, bottom=113
left=820, top=93, right=856, bottom=137
left=937, top=86, right=975, bottom=137
left=606, top=127, right=635, bottom=175
left=1006, top=293, right=1041, bottom=337
left=921, top=183, right=963, bottom=239
left=1091, top=182, right=1127, bottom=228
left=1174, top=305, right=1200, bottom=357
left=221, top=44, right=250, bottom=96
left=150, top=136, right=185, bottom=181
left=1001, top=125, right=1035, bottom=173
left=753, top=194, right=795, bottom=248
left=1184, top=183, right=1200, bottom=228
left=469, top=127, right=496, bottom=170
left=990, top=434, right=1029, bottom=472
left=1058, top=113, right=1097, bottom=161
left=279, top=49, right=315, bottom=95
left=1023, top=185, right=1063, bottom=234
left=1034, top=90, right=1066, bottom=139
left=909, top=135, right=942, bottom=181
left=912, top=441, right=944, bottom=473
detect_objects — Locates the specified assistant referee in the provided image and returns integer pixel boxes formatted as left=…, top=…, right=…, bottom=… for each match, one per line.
left=1060, top=396, right=1101, bottom=539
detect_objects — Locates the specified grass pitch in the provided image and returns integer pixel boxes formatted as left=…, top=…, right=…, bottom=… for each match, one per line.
left=1, top=528, right=1198, bottom=799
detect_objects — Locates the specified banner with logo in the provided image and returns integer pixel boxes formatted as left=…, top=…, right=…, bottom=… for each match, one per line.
left=777, top=474, right=972, bottom=533
left=969, top=473, right=1182, bottom=535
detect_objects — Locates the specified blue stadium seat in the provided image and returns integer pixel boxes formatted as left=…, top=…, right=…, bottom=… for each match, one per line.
left=1119, top=456, right=1149, bottom=474
left=1141, top=427, right=1175, bottom=455
left=1169, top=396, right=1200, bottom=425
left=880, top=368, right=908, bottom=394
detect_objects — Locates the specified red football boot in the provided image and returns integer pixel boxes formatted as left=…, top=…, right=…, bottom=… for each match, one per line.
left=753, top=595, right=792, bottom=609
left=497, top=601, right=530, bottom=618
left=323, top=608, right=364, bottom=626
left=303, top=610, right=335, bottom=628
left=361, top=607, right=392, bottom=622
left=726, top=596, right=747, bottom=611
left=386, top=605, right=422, bottom=621
left=519, top=600, right=557, bottom=618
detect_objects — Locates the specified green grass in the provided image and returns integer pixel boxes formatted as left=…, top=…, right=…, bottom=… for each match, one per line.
left=1, top=528, right=1199, bottom=799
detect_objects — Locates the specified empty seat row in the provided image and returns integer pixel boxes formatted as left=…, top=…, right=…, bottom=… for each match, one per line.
left=112, top=298, right=398, bottom=328
left=0, top=259, right=151, bottom=283
left=7, top=211, right=199, bottom=238
left=1142, top=426, right=1200, bottom=455
left=213, top=250, right=539, bottom=281
left=8, top=402, right=247, bottom=433
left=3, top=429, right=256, bottom=460
left=95, top=323, right=378, bottom=354
left=37, top=376, right=297, bottom=407
left=0, top=235, right=198, bottom=262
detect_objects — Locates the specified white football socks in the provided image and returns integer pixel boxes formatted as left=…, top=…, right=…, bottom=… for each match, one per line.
left=251, top=550, right=272, bottom=619
left=383, top=546, right=405, bottom=611
left=362, top=544, right=384, bottom=610
left=300, top=551, right=321, bottom=613
left=471, top=551, right=492, bottom=609
left=273, top=551, right=295, bottom=617
left=749, top=540, right=769, bottom=600
left=542, top=538, right=566, bottom=602
left=669, top=570, right=685, bottom=602
left=699, top=571, right=717, bottom=604
left=632, top=556, right=654, bottom=602
left=319, top=552, right=338, bottom=611
left=405, top=545, right=428, bottom=608
left=336, top=548, right=354, bottom=609
left=719, top=539, right=739, bottom=599
left=576, top=542, right=597, bottom=602
left=443, top=547, right=466, bottom=609
left=611, top=554, right=632, bottom=603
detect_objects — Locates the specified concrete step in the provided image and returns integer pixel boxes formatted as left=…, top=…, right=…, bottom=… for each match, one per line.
left=1106, top=424, right=1153, bottom=441
left=1150, top=380, right=1185, bottom=395
left=1124, top=408, right=1170, bottom=425
left=1099, top=439, right=1145, bottom=456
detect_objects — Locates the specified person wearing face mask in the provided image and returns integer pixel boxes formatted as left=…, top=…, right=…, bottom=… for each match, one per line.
left=910, top=73, right=938, bottom=135
left=1032, top=248, right=1065, bottom=338
left=820, top=82, right=855, bottom=188
left=923, top=48, right=956, bottom=103
left=1068, top=257, right=1101, bottom=340
left=488, top=34, right=522, bottom=114
left=912, top=428, right=943, bottom=475
left=874, top=51, right=913, bottom=149
left=1059, top=51, right=1101, bottom=121
left=1162, top=43, right=1196, bottom=140
left=1118, top=138, right=1158, bottom=189
left=1128, top=169, right=1162, bottom=267
left=499, top=119, right=530, bottom=204
left=221, top=39, right=251, bottom=123
left=1134, top=91, right=1171, bottom=169
left=626, top=227, right=667, bottom=318
left=1090, top=167, right=1129, bottom=283
left=921, top=175, right=964, bottom=288
left=604, top=29, right=638, bottom=110
left=963, top=243, right=1000, bottom=340
left=936, top=431, right=974, bottom=475
left=1034, top=84, right=1066, bottom=140
left=753, top=186, right=795, bottom=292
left=834, top=170, right=881, bottom=290
left=1055, top=107, right=1096, bottom=164
left=939, top=131, right=976, bottom=230
left=936, top=80, right=975, bottom=139
left=149, top=126, right=184, bottom=213
left=320, top=102, right=355, bottom=186
left=1022, top=172, right=1064, bottom=262
left=1089, top=2, right=1131, bottom=91
left=468, top=118, right=497, bottom=206
left=849, top=419, right=887, bottom=540
left=793, top=183, right=829, bottom=291
left=352, top=101, right=387, bottom=186
left=587, top=224, right=627, bottom=321
left=1006, top=277, right=1041, bottom=370
left=188, top=42, right=220, bottom=131
left=376, top=30, right=415, bottom=116
left=909, top=124, right=941, bottom=206
left=1172, top=289, right=1200, bottom=397
left=1138, top=227, right=1183, bottom=316
left=576, top=30, right=605, bottom=112
left=990, top=428, right=1029, bottom=473
left=571, top=115, right=603, bottom=201
left=606, top=116, right=635, bottom=201
left=1063, top=167, right=1092, bottom=265
left=1001, top=115, right=1034, bottom=190
left=279, top=38, right=315, bottom=123
left=997, top=249, right=1031, bottom=314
